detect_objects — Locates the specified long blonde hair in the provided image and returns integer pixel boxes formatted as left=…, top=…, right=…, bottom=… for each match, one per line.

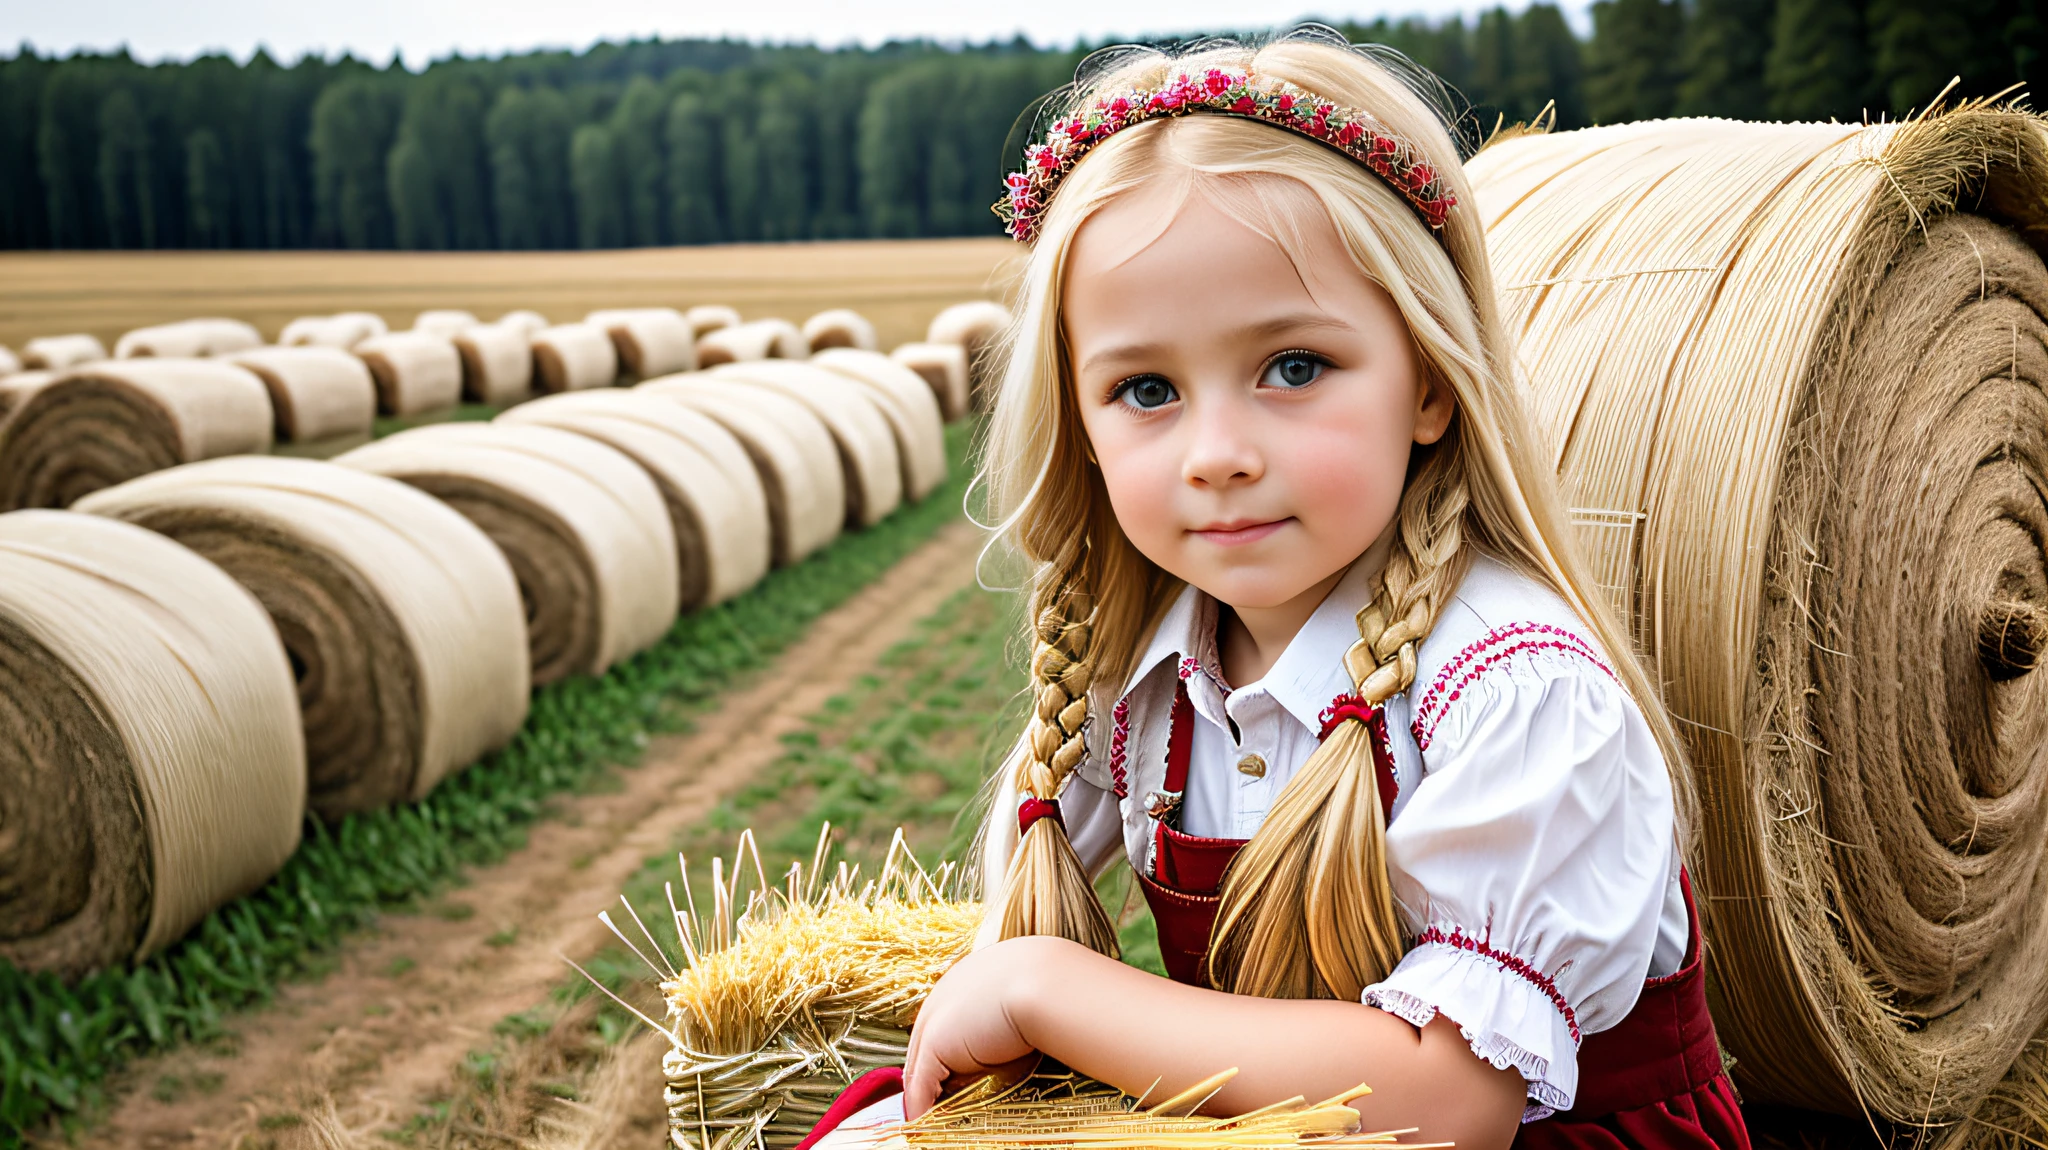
left=979, top=31, right=1694, bottom=1000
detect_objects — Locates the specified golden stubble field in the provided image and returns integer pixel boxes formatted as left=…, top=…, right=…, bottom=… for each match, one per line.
left=0, top=237, right=1023, bottom=353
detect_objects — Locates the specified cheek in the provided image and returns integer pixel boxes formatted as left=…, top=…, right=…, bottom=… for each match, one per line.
left=1284, top=393, right=1415, bottom=543
left=1092, top=437, right=1182, bottom=550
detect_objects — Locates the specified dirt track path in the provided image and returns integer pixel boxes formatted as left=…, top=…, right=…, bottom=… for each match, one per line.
left=63, top=521, right=985, bottom=1150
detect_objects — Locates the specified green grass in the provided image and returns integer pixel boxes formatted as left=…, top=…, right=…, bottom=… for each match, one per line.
left=0, top=420, right=979, bottom=1145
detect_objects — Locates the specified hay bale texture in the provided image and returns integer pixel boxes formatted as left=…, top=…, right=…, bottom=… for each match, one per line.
left=114, top=318, right=262, bottom=359
left=0, top=510, right=303, bottom=978
left=452, top=322, right=535, bottom=407
left=588, top=308, right=697, bottom=379
left=498, top=391, right=771, bottom=608
left=353, top=332, right=463, bottom=416
left=338, top=423, right=678, bottom=685
left=412, top=309, right=479, bottom=337
left=711, top=361, right=904, bottom=526
left=926, top=300, right=1008, bottom=412
left=801, top=309, right=877, bottom=352
left=532, top=323, right=620, bottom=393
left=685, top=305, right=742, bottom=340
left=22, top=334, right=107, bottom=371
left=638, top=375, right=843, bottom=566
left=227, top=347, right=377, bottom=442
left=0, top=359, right=274, bottom=511
left=78, top=458, right=528, bottom=819
left=890, top=342, right=969, bottom=422
left=813, top=348, right=948, bottom=501
left=281, top=312, right=387, bottom=350
left=0, top=345, right=20, bottom=377
left=1467, top=111, right=2048, bottom=1140
left=697, top=319, right=806, bottom=366
left=0, top=372, right=56, bottom=434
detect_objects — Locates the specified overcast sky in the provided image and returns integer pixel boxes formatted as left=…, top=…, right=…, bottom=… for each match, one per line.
left=4, top=0, right=1589, bottom=67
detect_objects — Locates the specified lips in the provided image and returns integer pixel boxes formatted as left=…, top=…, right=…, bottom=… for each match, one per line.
left=1190, top=517, right=1290, bottom=546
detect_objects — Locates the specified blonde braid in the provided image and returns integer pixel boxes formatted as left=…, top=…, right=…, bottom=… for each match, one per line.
left=1208, top=454, right=1471, bottom=1000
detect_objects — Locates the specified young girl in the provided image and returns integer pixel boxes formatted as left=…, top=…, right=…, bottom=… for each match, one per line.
left=816, top=29, right=1747, bottom=1150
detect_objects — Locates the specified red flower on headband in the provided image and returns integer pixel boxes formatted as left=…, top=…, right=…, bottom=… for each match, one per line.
left=1204, top=69, right=1232, bottom=95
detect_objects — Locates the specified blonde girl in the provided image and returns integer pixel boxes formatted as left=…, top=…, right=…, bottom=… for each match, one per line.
left=806, top=27, right=1749, bottom=1150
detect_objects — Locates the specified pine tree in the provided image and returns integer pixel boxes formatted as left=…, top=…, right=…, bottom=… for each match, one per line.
left=96, top=86, right=156, bottom=249
left=754, top=73, right=816, bottom=241
left=185, top=128, right=229, bottom=248
left=485, top=87, right=539, bottom=250
left=1867, top=0, right=2017, bottom=111
left=570, top=123, right=624, bottom=249
left=1514, top=5, right=1590, bottom=128
left=664, top=90, right=726, bottom=244
left=308, top=76, right=400, bottom=248
left=1677, top=0, right=1775, bottom=117
left=611, top=75, right=669, bottom=246
left=1764, top=0, right=1871, bottom=119
left=1584, top=0, right=1684, bottom=122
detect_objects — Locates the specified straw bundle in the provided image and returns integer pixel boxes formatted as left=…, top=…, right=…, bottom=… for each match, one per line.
left=22, top=333, right=107, bottom=371
left=280, top=312, right=387, bottom=350
left=227, top=347, right=377, bottom=442
left=698, top=319, right=808, bottom=367
left=497, top=309, right=550, bottom=337
left=590, top=308, right=698, bottom=379
left=710, top=363, right=903, bottom=528
left=0, top=372, right=56, bottom=433
left=639, top=375, right=844, bottom=565
left=0, top=359, right=273, bottom=511
left=497, top=391, right=771, bottom=608
left=337, top=423, right=678, bottom=684
left=802, top=309, right=878, bottom=352
left=812, top=349, right=949, bottom=502
left=413, top=309, right=480, bottom=336
left=0, top=345, right=20, bottom=377
left=114, top=318, right=263, bottom=359
left=687, top=305, right=743, bottom=340
left=452, top=322, right=535, bottom=407
left=0, top=510, right=303, bottom=978
left=925, top=302, right=1008, bottom=412
left=77, top=457, right=529, bottom=819
left=1466, top=110, right=2048, bottom=1138
left=533, top=323, right=621, bottom=393
left=888, top=343, right=969, bottom=423
left=353, top=331, right=463, bottom=416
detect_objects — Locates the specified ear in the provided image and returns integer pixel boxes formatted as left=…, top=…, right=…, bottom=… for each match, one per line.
left=1412, top=368, right=1456, bottom=446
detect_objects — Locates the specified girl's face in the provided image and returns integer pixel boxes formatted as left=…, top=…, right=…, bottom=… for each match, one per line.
left=1064, top=183, right=1455, bottom=613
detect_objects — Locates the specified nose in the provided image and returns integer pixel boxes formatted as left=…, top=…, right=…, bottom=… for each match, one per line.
left=1181, top=390, right=1264, bottom=489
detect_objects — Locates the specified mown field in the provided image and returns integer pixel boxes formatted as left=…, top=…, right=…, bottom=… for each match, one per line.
left=0, top=238, right=1020, bottom=354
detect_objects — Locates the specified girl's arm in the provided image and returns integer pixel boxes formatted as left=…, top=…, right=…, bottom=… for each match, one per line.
left=903, top=934, right=1527, bottom=1150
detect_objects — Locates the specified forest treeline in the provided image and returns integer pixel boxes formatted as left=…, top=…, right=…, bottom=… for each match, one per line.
left=1, top=0, right=2038, bottom=252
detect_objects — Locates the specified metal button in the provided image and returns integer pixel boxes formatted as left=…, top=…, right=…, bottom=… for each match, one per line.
left=1236, top=753, right=1267, bottom=779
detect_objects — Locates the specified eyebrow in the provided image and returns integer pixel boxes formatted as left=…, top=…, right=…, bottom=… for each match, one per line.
left=1077, top=311, right=1357, bottom=375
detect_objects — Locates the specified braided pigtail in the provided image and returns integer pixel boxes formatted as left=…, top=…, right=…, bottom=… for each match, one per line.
left=1207, top=448, right=1472, bottom=1000
left=993, top=585, right=1122, bottom=956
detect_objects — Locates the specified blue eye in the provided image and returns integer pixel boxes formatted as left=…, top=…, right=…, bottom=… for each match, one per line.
left=1262, top=352, right=1325, bottom=389
left=1114, top=376, right=1178, bottom=410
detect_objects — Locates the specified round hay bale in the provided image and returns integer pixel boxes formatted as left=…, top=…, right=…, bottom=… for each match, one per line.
left=353, top=332, right=463, bottom=416
left=707, top=362, right=901, bottom=528
left=532, top=323, right=620, bottom=393
left=412, top=309, right=480, bottom=337
left=0, top=359, right=274, bottom=511
left=638, top=374, right=843, bottom=565
left=589, top=308, right=696, bottom=379
left=925, top=300, right=1008, bottom=412
left=0, top=345, right=20, bottom=377
left=812, top=348, right=947, bottom=501
left=696, top=319, right=806, bottom=367
left=685, top=305, right=742, bottom=340
left=802, top=309, right=878, bottom=352
left=0, top=372, right=56, bottom=434
left=452, top=323, right=535, bottom=407
left=889, top=341, right=970, bottom=423
left=115, top=318, right=263, bottom=360
left=280, top=312, right=387, bottom=350
left=498, top=391, right=771, bottom=607
left=496, top=310, right=550, bottom=338
left=22, top=334, right=107, bottom=371
left=227, top=347, right=377, bottom=443
left=1468, top=112, right=2048, bottom=1134
left=76, top=458, right=528, bottom=818
left=0, top=510, right=303, bottom=978
left=337, top=423, right=678, bottom=684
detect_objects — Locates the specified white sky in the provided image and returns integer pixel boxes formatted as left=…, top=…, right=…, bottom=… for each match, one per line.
left=1, top=0, right=1590, bottom=67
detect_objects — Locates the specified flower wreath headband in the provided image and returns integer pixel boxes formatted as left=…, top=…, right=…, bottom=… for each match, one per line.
left=996, top=66, right=1457, bottom=244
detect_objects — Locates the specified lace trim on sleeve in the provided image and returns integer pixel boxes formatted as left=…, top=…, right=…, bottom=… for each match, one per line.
left=1411, top=623, right=1616, bottom=751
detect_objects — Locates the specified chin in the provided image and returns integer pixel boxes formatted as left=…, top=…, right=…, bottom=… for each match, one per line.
left=1196, top=573, right=1315, bottom=611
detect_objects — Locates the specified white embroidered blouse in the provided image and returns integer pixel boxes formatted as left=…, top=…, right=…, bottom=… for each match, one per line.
left=980, top=554, right=1688, bottom=1120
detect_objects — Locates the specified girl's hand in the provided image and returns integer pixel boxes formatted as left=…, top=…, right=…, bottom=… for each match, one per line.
left=902, top=936, right=1060, bottom=1118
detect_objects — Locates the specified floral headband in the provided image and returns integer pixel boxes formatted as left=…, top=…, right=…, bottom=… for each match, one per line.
left=997, top=67, right=1455, bottom=244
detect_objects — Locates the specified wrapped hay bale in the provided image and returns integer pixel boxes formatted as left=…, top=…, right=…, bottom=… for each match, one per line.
left=353, top=331, right=463, bottom=416
left=925, top=301, right=1008, bottom=412
left=1467, top=111, right=2048, bottom=1139
left=0, top=344, right=19, bottom=377
left=114, top=318, right=263, bottom=359
left=0, top=372, right=56, bottom=433
left=0, top=510, right=303, bottom=978
left=533, top=322, right=621, bottom=393
left=280, top=312, right=387, bottom=350
left=712, top=362, right=905, bottom=527
left=338, top=423, right=678, bottom=684
left=686, top=305, right=743, bottom=340
left=589, top=307, right=697, bottom=379
left=802, top=309, right=878, bottom=352
left=0, top=359, right=273, bottom=511
left=812, top=349, right=948, bottom=502
left=498, top=391, right=772, bottom=608
left=697, top=319, right=807, bottom=367
left=227, top=347, right=377, bottom=443
left=888, top=343, right=969, bottom=423
left=22, top=333, right=107, bottom=371
left=412, top=309, right=480, bottom=337
left=638, top=374, right=843, bottom=566
left=496, top=309, right=550, bottom=337
left=77, top=458, right=529, bottom=818
left=452, top=322, right=535, bottom=407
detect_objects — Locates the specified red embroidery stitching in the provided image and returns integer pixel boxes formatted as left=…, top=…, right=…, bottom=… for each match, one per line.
left=1412, top=926, right=1581, bottom=1044
left=1108, top=695, right=1131, bottom=799
left=1178, top=656, right=1201, bottom=681
left=1410, top=624, right=1615, bottom=750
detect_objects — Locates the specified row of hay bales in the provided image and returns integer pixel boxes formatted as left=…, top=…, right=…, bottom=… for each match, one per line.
left=0, top=301, right=1007, bottom=981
